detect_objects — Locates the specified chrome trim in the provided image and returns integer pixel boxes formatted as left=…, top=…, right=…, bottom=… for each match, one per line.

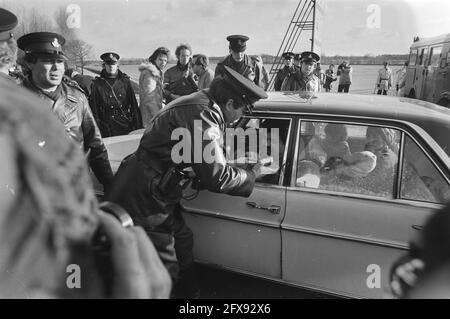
left=184, top=208, right=282, bottom=228
left=285, top=186, right=443, bottom=210
left=194, top=262, right=360, bottom=299
left=281, top=225, right=410, bottom=250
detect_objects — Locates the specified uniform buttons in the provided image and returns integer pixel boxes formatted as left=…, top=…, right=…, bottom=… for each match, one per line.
left=111, top=106, right=114, bottom=109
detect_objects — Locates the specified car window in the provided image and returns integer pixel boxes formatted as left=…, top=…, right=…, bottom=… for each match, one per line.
left=409, top=49, right=418, bottom=66
left=401, top=136, right=450, bottom=204
left=227, top=117, right=291, bottom=186
left=295, top=121, right=400, bottom=198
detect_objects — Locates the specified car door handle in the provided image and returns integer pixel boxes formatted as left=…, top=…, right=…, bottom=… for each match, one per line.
left=412, top=225, right=424, bottom=231
left=246, top=202, right=281, bottom=214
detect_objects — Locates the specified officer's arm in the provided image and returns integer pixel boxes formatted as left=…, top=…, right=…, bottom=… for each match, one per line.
left=190, top=109, right=256, bottom=197
left=88, top=83, right=105, bottom=130
left=274, top=71, right=282, bottom=91
left=81, top=97, right=114, bottom=188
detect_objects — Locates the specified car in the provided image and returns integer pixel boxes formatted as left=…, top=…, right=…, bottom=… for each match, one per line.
left=93, top=92, right=450, bottom=298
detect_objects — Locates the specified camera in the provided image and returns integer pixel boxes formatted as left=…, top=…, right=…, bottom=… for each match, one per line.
left=91, top=201, right=134, bottom=296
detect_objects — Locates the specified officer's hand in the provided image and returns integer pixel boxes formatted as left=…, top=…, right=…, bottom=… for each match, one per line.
left=98, top=211, right=172, bottom=299
left=390, top=258, right=425, bottom=298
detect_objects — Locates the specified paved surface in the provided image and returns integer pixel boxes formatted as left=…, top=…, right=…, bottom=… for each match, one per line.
left=196, top=264, right=338, bottom=299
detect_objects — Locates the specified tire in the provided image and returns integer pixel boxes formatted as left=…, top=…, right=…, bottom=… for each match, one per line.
left=408, top=90, right=416, bottom=99
left=437, top=99, right=450, bottom=108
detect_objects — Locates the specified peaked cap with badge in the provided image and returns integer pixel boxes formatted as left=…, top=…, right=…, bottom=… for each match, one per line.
left=300, top=51, right=320, bottom=64
left=227, top=35, right=249, bottom=53
left=0, top=8, right=18, bottom=42
left=17, top=32, right=67, bottom=59
left=282, top=52, right=295, bottom=60
left=100, top=52, right=120, bottom=64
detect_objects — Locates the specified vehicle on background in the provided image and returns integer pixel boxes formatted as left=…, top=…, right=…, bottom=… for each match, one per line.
left=93, top=92, right=450, bottom=298
left=404, top=33, right=450, bottom=107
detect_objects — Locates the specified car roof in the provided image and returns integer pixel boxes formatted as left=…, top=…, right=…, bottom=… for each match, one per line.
left=254, top=92, right=450, bottom=157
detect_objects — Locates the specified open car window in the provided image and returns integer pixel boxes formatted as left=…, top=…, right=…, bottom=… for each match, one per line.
left=295, top=120, right=401, bottom=199
left=226, top=117, right=292, bottom=186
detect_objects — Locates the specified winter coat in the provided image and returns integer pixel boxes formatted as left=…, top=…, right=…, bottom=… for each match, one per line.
left=197, top=67, right=214, bottom=90
left=138, top=62, right=164, bottom=127
left=90, top=69, right=143, bottom=137
left=338, top=66, right=352, bottom=85
left=215, top=54, right=266, bottom=89
left=163, top=63, right=198, bottom=103
left=21, top=76, right=114, bottom=188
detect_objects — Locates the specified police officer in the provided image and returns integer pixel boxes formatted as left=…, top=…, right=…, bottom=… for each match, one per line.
left=90, top=52, right=143, bottom=137
left=17, top=32, right=114, bottom=192
left=107, top=66, right=268, bottom=298
left=0, top=8, right=18, bottom=80
left=294, top=51, right=321, bottom=94
left=274, top=52, right=298, bottom=91
left=215, top=35, right=265, bottom=89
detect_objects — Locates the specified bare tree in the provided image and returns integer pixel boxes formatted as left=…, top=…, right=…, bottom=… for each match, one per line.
left=65, top=39, right=92, bottom=74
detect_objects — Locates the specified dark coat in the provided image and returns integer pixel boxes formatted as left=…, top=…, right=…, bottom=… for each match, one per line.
left=215, top=54, right=265, bottom=89
left=108, top=90, right=256, bottom=232
left=21, top=77, right=114, bottom=188
left=72, top=74, right=93, bottom=97
left=89, top=69, right=143, bottom=137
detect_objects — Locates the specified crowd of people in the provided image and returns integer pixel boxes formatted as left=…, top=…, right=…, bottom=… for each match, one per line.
left=1, top=5, right=448, bottom=300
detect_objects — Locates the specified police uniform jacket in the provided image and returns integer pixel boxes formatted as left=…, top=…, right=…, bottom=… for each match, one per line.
left=109, top=90, right=256, bottom=232
left=21, top=76, right=114, bottom=188
left=215, top=55, right=265, bottom=89
left=294, top=69, right=320, bottom=93
left=274, top=66, right=298, bottom=91
left=89, top=69, right=143, bottom=137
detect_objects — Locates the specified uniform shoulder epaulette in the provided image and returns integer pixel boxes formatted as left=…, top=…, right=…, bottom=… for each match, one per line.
left=63, top=76, right=86, bottom=95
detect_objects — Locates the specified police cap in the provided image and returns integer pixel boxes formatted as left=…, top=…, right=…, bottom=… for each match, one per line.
left=100, top=52, right=120, bottom=64
left=17, top=32, right=67, bottom=59
left=222, top=65, right=268, bottom=110
left=226, top=35, right=249, bottom=53
left=0, top=8, right=18, bottom=42
left=282, top=52, right=295, bottom=60
left=300, top=51, right=320, bottom=63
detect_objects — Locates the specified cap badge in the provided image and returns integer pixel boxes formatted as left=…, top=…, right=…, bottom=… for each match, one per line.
left=52, top=38, right=60, bottom=48
left=308, top=54, right=312, bottom=59
left=109, top=54, right=113, bottom=59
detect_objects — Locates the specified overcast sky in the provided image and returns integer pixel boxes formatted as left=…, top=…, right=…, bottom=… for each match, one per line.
left=2, top=0, right=450, bottom=58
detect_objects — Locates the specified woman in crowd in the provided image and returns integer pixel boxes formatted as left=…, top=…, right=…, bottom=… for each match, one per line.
left=139, top=47, right=170, bottom=127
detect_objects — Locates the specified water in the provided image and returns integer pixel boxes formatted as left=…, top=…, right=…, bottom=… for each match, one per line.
left=113, top=63, right=403, bottom=95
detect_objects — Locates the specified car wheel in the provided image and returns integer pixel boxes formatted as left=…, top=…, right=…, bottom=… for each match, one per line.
left=408, top=90, right=416, bottom=99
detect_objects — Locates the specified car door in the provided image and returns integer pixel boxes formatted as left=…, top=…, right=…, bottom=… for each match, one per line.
left=282, top=117, right=450, bottom=298
left=416, top=47, right=429, bottom=99
left=182, top=115, right=293, bottom=279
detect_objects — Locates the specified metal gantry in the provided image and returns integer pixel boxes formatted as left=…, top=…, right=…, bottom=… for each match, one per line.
left=267, top=0, right=318, bottom=91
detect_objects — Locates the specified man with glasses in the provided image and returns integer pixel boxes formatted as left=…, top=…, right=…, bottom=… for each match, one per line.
left=18, top=32, right=114, bottom=193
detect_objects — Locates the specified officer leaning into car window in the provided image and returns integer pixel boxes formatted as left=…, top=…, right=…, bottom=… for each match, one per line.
left=17, top=32, right=114, bottom=193
left=106, top=66, right=268, bottom=298
left=90, top=52, right=143, bottom=138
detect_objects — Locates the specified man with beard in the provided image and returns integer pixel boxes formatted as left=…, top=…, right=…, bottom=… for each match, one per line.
left=18, top=32, right=114, bottom=193
left=215, top=35, right=265, bottom=89
left=90, top=52, right=143, bottom=137
left=164, top=44, right=198, bottom=103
